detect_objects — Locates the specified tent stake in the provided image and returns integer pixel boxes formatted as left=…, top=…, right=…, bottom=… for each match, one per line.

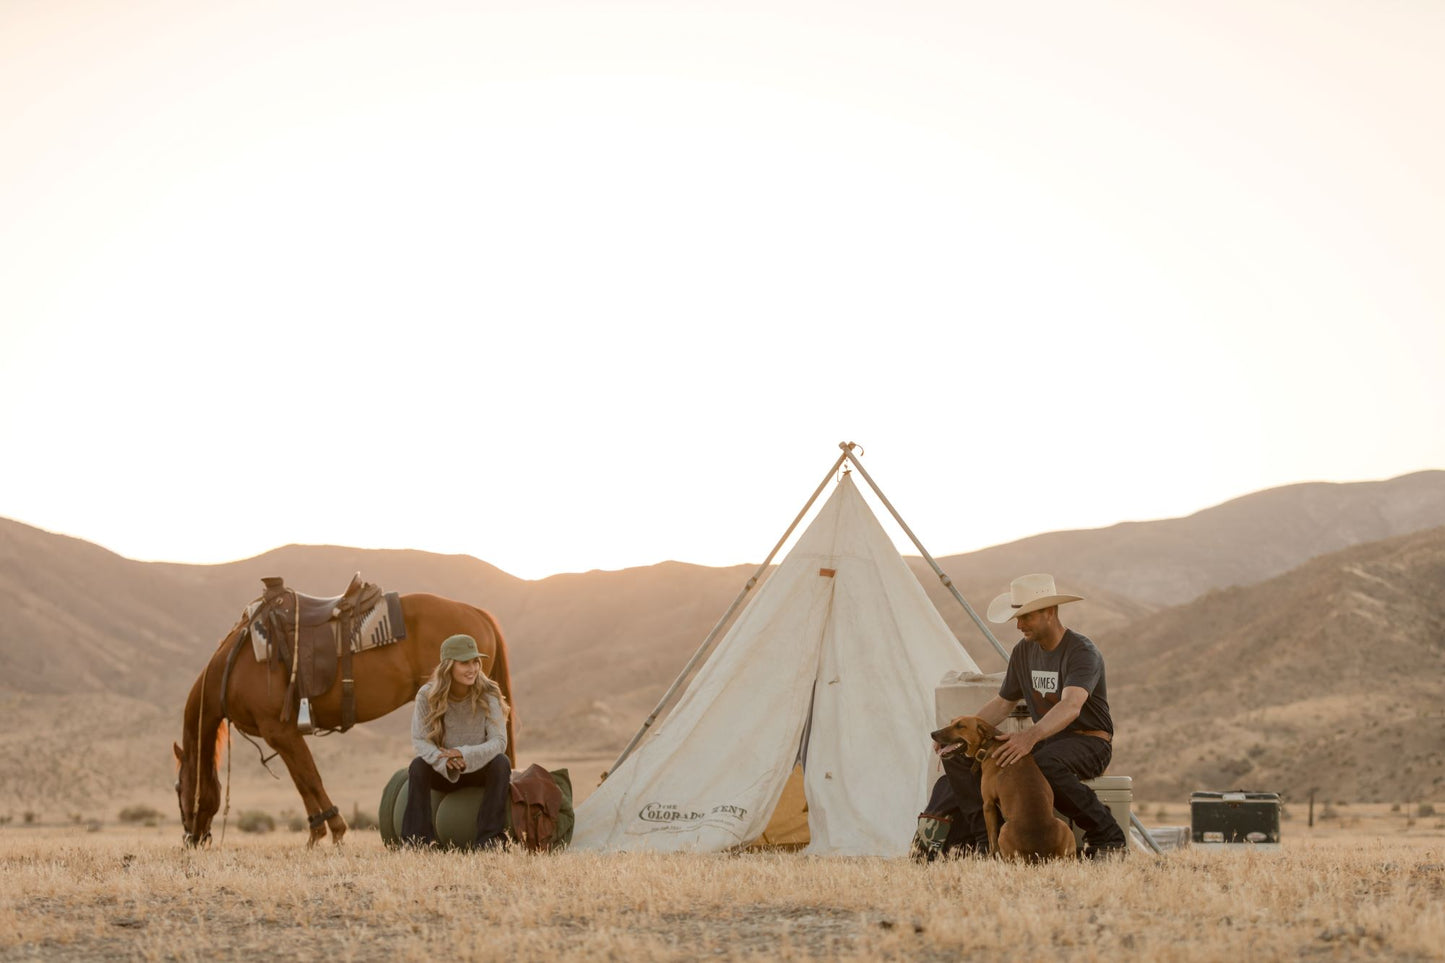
left=841, top=447, right=1009, bottom=663
left=606, top=448, right=852, bottom=776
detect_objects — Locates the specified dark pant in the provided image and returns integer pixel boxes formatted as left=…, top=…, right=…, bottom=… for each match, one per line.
left=401, top=754, right=511, bottom=849
left=930, top=732, right=1126, bottom=853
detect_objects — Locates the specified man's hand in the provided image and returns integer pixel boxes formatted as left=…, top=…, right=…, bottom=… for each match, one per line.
left=992, top=729, right=1039, bottom=767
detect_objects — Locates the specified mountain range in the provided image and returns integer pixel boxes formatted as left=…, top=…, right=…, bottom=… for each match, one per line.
left=1, top=469, right=1442, bottom=814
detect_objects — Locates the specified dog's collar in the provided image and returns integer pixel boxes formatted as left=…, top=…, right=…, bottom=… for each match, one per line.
left=968, top=733, right=1003, bottom=761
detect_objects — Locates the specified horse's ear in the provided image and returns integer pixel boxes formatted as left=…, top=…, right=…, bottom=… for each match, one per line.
left=173, top=742, right=183, bottom=763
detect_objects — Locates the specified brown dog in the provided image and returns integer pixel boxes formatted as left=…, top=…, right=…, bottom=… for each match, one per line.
left=930, top=715, right=1077, bottom=861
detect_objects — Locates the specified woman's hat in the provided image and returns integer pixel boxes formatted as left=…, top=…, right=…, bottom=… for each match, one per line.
left=986, top=573, right=1084, bottom=623
left=439, top=634, right=485, bottom=662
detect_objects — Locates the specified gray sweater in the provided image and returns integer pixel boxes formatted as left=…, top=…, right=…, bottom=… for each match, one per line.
left=410, top=682, right=508, bottom=782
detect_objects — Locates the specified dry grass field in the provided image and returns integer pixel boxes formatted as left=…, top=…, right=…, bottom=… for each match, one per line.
left=2, top=813, right=1441, bottom=962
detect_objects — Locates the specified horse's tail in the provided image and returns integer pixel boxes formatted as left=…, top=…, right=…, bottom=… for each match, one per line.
left=474, top=605, right=517, bottom=766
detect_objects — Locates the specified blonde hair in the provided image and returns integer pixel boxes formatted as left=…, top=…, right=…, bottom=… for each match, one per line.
left=420, top=658, right=510, bottom=748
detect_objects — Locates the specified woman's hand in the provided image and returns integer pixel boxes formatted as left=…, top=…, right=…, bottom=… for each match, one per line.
left=442, top=748, right=466, bottom=772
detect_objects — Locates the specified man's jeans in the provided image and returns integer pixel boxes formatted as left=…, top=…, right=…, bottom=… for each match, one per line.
left=927, top=732, right=1126, bottom=853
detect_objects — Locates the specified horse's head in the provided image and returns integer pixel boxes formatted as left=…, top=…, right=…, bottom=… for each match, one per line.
left=173, top=739, right=219, bottom=847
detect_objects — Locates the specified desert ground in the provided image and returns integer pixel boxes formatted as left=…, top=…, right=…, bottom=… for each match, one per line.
left=2, top=800, right=1441, bottom=962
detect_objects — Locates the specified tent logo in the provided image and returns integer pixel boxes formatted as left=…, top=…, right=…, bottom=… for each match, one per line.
left=637, top=803, right=750, bottom=824
left=638, top=803, right=706, bottom=823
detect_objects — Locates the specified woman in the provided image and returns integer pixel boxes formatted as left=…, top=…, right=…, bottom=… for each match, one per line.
left=401, top=633, right=512, bottom=849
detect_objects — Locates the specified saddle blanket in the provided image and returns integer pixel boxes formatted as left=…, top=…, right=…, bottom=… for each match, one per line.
left=246, top=592, right=406, bottom=662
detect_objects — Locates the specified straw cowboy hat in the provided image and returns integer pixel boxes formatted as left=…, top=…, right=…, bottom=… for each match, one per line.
left=986, top=574, right=1084, bottom=623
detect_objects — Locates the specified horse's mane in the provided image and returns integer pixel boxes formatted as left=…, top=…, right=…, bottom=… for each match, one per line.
left=175, top=712, right=229, bottom=772
left=211, top=720, right=230, bottom=767
left=177, top=618, right=242, bottom=773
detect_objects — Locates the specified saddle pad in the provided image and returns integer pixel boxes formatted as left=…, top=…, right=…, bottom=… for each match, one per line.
left=248, top=592, right=405, bottom=661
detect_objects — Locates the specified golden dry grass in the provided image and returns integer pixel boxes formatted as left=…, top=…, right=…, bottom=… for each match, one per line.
left=2, top=820, right=1442, bottom=962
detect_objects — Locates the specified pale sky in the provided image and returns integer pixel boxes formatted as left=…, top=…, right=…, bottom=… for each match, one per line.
left=2, top=1, right=1442, bottom=580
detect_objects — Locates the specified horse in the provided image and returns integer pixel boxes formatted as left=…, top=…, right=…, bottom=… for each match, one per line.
left=174, top=591, right=514, bottom=847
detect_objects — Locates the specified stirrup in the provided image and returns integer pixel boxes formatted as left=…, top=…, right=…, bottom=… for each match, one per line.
left=296, top=698, right=314, bottom=734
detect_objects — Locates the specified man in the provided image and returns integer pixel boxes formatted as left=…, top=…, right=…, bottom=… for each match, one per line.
left=923, top=573, right=1127, bottom=859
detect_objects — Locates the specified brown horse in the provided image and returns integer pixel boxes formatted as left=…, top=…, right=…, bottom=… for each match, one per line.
left=174, top=592, right=514, bottom=847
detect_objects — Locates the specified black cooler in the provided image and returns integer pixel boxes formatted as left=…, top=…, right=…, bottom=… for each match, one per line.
left=1190, top=791, right=1281, bottom=848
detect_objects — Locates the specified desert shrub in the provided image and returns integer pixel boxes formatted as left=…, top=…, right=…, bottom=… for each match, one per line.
left=350, top=804, right=378, bottom=831
left=1318, top=804, right=1338, bottom=821
left=1418, top=802, right=1436, bottom=817
left=118, top=805, right=162, bottom=824
left=286, top=813, right=307, bottom=833
left=1390, top=802, right=1401, bottom=812
left=236, top=810, right=276, bottom=834
left=23, top=812, right=35, bottom=825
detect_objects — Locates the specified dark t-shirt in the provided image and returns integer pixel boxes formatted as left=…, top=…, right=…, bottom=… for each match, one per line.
left=999, top=628, right=1114, bottom=736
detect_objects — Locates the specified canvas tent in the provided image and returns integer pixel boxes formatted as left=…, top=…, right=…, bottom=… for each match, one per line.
left=572, top=456, right=991, bottom=856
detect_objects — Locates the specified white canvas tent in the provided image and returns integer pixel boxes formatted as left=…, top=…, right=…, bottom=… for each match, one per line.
left=572, top=453, right=992, bottom=855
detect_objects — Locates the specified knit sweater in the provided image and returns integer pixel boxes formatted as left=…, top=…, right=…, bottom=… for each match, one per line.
left=410, top=682, right=508, bottom=782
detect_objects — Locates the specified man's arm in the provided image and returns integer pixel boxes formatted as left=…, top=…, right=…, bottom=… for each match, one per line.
left=975, top=695, right=1019, bottom=728
left=992, top=685, right=1088, bottom=767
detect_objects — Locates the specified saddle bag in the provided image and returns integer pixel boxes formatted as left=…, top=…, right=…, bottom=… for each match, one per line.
left=508, top=763, right=564, bottom=852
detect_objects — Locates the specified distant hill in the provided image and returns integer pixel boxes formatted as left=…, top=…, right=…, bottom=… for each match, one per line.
left=2, top=469, right=1443, bottom=810
left=935, top=470, right=1445, bottom=605
left=1106, top=524, right=1445, bottom=802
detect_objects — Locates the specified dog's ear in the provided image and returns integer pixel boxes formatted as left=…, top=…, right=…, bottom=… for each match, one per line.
left=961, top=718, right=991, bottom=757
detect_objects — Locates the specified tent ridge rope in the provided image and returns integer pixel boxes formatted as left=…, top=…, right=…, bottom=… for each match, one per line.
left=838, top=446, right=1009, bottom=662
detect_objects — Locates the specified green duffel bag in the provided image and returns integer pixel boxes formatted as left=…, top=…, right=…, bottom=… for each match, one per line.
left=551, top=768, right=575, bottom=848
left=377, top=764, right=575, bottom=850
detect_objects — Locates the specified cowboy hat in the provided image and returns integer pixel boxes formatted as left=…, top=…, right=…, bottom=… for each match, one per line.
left=986, top=573, right=1084, bottom=623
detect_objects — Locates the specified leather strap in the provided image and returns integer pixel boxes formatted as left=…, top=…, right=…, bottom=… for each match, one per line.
left=1075, top=729, right=1112, bottom=744
left=339, top=607, right=356, bottom=732
left=309, top=805, right=339, bottom=829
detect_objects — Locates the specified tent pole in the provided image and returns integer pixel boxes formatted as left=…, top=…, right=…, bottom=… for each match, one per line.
left=842, top=448, right=1010, bottom=664
left=844, top=449, right=1161, bottom=854
left=605, top=448, right=852, bottom=777
left=1131, top=811, right=1164, bottom=854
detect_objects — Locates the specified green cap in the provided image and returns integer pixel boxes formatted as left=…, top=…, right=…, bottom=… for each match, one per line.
left=439, top=634, right=483, bottom=663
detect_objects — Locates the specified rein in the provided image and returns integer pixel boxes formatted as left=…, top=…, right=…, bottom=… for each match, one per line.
left=191, top=658, right=209, bottom=836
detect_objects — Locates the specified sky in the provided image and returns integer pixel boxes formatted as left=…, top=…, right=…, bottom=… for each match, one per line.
left=2, top=0, right=1442, bottom=581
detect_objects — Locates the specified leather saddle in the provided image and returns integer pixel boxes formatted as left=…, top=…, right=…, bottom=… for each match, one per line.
left=256, top=573, right=384, bottom=733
